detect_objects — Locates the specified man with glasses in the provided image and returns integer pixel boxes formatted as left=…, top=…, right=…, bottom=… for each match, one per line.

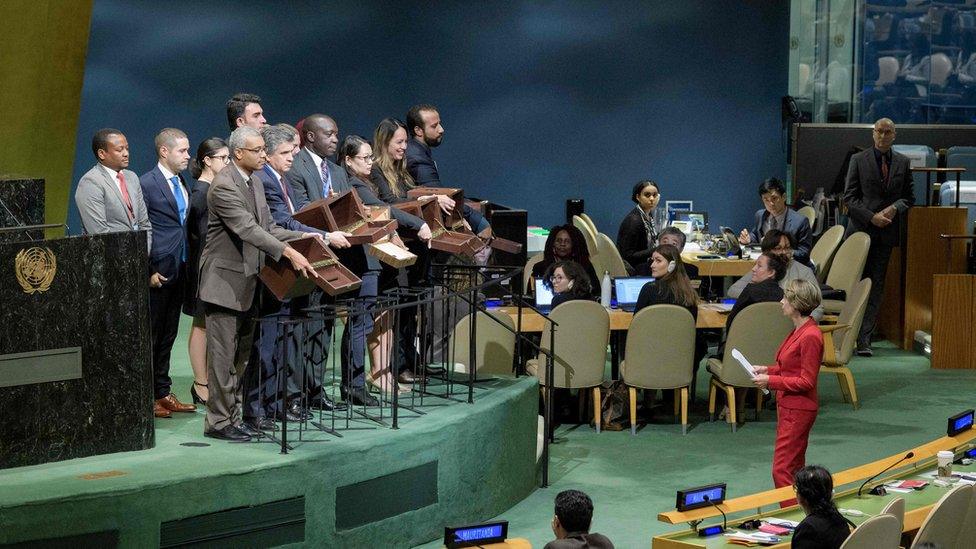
left=198, top=126, right=319, bottom=441
left=727, top=230, right=823, bottom=321
left=738, top=177, right=813, bottom=267
left=843, top=117, right=914, bottom=356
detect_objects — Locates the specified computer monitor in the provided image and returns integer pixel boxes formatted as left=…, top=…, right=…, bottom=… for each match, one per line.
left=671, top=210, right=708, bottom=232
left=614, top=277, right=654, bottom=307
left=533, top=278, right=554, bottom=309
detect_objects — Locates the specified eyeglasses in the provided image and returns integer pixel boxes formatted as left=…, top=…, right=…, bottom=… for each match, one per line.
left=240, top=146, right=266, bottom=154
left=762, top=193, right=784, bottom=203
left=550, top=274, right=567, bottom=281
left=210, top=154, right=231, bottom=162
left=355, top=154, right=374, bottom=163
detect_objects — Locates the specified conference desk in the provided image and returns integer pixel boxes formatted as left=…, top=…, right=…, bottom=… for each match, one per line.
left=492, top=304, right=729, bottom=332
left=681, top=253, right=754, bottom=278
left=651, top=428, right=976, bottom=548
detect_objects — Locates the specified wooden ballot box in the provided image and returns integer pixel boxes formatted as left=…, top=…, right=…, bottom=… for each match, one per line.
left=293, top=190, right=398, bottom=244
left=395, top=198, right=484, bottom=256
left=406, top=186, right=523, bottom=255
left=259, top=236, right=361, bottom=299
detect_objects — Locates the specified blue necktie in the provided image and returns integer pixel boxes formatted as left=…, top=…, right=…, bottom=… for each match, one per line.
left=169, top=176, right=187, bottom=261
left=320, top=160, right=332, bottom=198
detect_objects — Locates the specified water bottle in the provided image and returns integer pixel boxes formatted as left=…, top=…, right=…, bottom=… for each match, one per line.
left=601, top=270, right=612, bottom=307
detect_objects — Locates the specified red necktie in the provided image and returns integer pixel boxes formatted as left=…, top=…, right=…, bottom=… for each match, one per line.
left=117, top=172, right=135, bottom=221
left=881, top=157, right=890, bottom=188
left=279, top=175, right=294, bottom=214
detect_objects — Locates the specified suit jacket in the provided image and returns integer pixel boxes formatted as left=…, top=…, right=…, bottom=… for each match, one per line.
left=287, top=148, right=350, bottom=209
left=767, top=317, right=823, bottom=411
left=256, top=164, right=323, bottom=235
left=843, top=148, right=914, bottom=247
left=183, top=178, right=210, bottom=316
left=726, top=278, right=784, bottom=330
left=791, top=513, right=851, bottom=549
left=139, top=166, right=188, bottom=283
left=543, top=532, right=614, bottom=549
left=75, top=163, right=152, bottom=251
left=198, top=164, right=305, bottom=312
left=405, top=138, right=439, bottom=185
left=747, top=208, right=813, bottom=266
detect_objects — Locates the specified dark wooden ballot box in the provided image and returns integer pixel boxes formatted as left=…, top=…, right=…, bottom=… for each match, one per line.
left=0, top=231, right=154, bottom=469
left=292, top=190, right=397, bottom=244
left=394, top=197, right=484, bottom=256
left=406, top=186, right=523, bottom=256
left=259, top=236, right=361, bottom=300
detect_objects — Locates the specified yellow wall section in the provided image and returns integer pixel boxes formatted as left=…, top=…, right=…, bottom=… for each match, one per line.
left=0, top=1, right=94, bottom=232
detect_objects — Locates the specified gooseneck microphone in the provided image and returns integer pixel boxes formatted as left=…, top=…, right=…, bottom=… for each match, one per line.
left=703, top=495, right=727, bottom=532
left=858, top=452, right=915, bottom=497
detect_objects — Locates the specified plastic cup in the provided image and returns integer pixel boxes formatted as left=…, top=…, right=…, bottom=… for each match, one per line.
left=937, top=450, right=954, bottom=481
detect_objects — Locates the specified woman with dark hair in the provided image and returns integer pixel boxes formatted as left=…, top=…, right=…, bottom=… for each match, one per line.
left=726, top=252, right=787, bottom=329
left=182, top=137, right=230, bottom=404
left=543, top=260, right=595, bottom=309
left=634, top=244, right=698, bottom=317
left=753, top=279, right=824, bottom=505
left=531, top=224, right=600, bottom=295
left=791, top=465, right=853, bottom=548
left=617, top=180, right=662, bottom=271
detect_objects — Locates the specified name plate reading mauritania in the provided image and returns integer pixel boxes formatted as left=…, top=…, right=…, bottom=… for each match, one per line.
left=0, top=347, right=83, bottom=388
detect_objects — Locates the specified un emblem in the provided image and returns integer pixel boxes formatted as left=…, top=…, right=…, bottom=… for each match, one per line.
left=15, top=247, right=57, bottom=294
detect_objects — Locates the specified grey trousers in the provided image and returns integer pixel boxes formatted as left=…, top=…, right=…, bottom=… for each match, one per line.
left=205, top=303, right=256, bottom=430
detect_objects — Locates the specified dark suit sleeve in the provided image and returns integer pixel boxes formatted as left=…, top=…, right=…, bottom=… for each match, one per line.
left=893, top=155, right=915, bottom=213
left=843, top=154, right=876, bottom=227
left=749, top=209, right=763, bottom=244
left=286, top=169, right=311, bottom=211
left=406, top=142, right=439, bottom=186
left=617, top=211, right=651, bottom=269
left=370, top=167, right=399, bottom=203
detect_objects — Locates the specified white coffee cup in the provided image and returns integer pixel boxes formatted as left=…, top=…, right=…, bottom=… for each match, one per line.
left=937, top=450, right=954, bottom=481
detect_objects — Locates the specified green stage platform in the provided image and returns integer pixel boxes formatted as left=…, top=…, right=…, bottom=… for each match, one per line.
left=0, top=376, right=538, bottom=548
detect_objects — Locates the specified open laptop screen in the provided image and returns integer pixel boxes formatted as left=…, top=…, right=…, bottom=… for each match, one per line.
left=534, top=278, right=554, bottom=308
left=614, top=277, right=654, bottom=306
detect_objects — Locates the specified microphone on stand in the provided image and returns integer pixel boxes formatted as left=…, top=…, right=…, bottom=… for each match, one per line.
left=858, top=452, right=915, bottom=497
left=703, top=495, right=727, bottom=532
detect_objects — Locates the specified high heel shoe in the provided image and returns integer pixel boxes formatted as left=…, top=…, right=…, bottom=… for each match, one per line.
left=191, top=381, right=208, bottom=405
left=366, top=372, right=409, bottom=395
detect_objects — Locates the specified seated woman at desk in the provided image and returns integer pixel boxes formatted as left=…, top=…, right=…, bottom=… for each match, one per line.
left=543, top=260, right=595, bottom=309
left=725, top=252, right=787, bottom=329
left=727, top=230, right=821, bottom=320
left=791, top=465, right=853, bottom=548
left=752, top=279, right=824, bottom=505
left=633, top=244, right=698, bottom=318
left=617, top=179, right=663, bottom=271
left=532, top=224, right=600, bottom=297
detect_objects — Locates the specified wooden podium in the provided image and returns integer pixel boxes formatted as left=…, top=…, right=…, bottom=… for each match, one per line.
left=877, top=206, right=968, bottom=349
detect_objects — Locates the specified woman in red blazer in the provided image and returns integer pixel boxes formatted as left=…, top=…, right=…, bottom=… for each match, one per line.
left=753, top=279, right=824, bottom=506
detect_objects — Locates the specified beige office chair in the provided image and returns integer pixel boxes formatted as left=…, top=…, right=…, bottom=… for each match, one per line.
left=579, top=212, right=598, bottom=236
left=819, top=278, right=871, bottom=410
left=526, top=300, right=609, bottom=433
left=572, top=215, right=599, bottom=258
left=839, top=513, right=900, bottom=549
left=596, top=233, right=630, bottom=277
left=810, top=225, right=845, bottom=283
left=524, top=252, right=544, bottom=292
left=823, top=232, right=871, bottom=314
left=797, top=205, right=816, bottom=228
left=956, top=483, right=976, bottom=546
left=880, top=497, right=905, bottom=531
left=447, top=310, right=516, bottom=377
left=910, top=484, right=974, bottom=548
left=707, top=302, right=793, bottom=431
left=876, top=56, right=899, bottom=86
left=621, top=305, right=696, bottom=435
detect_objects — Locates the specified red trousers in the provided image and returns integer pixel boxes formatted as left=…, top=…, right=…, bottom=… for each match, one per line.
left=772, top=405, right=818, bottom=507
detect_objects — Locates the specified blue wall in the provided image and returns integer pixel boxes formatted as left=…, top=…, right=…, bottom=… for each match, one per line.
left=69, top=0, right=789, bottom=237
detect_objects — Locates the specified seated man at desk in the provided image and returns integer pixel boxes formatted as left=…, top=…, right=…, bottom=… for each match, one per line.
left=738, top=177, right=813, bottom=267
left=727, top=230, right=822, bottom=320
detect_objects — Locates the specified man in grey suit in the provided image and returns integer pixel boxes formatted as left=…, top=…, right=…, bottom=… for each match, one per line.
left=199, top=126, right=319, bottom=442
left=843, top=117, right=915, bottom=356
left=75, top=128, right=153, bottom=256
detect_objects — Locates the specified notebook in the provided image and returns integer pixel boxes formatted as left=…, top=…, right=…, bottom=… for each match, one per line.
left=613, top=277, right=654, bottom=312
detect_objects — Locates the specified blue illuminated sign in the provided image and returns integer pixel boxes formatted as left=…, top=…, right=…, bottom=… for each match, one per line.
left=445, top=521, right=508, bottom=548
left=454, top=525, right=503, bottom=542
left=676, top=483, right=727, bottom=511
left=948, top=410, right=975, bottom=437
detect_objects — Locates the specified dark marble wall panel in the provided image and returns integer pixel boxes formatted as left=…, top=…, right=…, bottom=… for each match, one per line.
left=0, top=231, right=153, bottom=469
left=0, top=178, right=45, bottom=243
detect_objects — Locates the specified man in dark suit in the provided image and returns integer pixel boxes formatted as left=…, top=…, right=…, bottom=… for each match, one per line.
left=138, top=128, right=198, bottom=418
left=198, top=126, right=318, bottom=441
left=404, top=103, right=489, bottom=233
left=738, top=177, right=813, bottom=267
left=544, top=490, right=614, bottom=549
left=843, top=117, right=914, bottom=356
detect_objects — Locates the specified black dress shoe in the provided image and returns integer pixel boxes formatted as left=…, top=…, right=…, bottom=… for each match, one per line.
left=425, top=365, right=446, bottom=375
left=245, top=417, right=276, bottom=431
left=273, top=409, right=303, bottom=423
left=397, top=370, right=417, bottom=384
left=856, top=341, right=873, bottom=357
left=288, top=401, right=312, bottom=420
left=341, top=387, right=380, bottom=407
left=204, top=425, right=251, bottom=442
left=238, top=422, right=264, bottom=438
left=311, top=395, right=348, bottom=412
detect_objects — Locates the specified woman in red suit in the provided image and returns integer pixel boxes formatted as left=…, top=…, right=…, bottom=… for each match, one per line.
left=752, top=279, right=824, bottom=506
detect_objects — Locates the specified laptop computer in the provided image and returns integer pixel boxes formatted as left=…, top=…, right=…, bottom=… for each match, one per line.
left=533, top=278, right=555, bottom=313
left=614, top=276, right=654, bottom=312
left=671, top=210, right=708, bottom=233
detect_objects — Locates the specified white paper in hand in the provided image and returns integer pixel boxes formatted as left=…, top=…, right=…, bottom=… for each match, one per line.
left=731, top=348, right=769, bottom=395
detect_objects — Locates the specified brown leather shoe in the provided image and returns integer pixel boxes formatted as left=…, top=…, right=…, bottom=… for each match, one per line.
left=157, top=394, right=197, bottom=413
left=153, top=401, right=172, bottom=418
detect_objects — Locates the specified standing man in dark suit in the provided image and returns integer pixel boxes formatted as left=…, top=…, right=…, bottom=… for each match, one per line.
left=198, top=126, right=318, bottom=442
left=139, top=128, right=197, bottom=418
left=738, top=178, right=814, bottom=267
left=226, top=92, right=267, bottom=131
left=843, top=117, right=914, bottom=356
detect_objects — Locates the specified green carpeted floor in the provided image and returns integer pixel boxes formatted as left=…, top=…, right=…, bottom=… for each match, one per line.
left=414, top=341, right=976, bottom=549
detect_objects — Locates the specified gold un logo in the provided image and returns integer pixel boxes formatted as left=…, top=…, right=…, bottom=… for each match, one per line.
left=15, top=247, right=57, bottom=294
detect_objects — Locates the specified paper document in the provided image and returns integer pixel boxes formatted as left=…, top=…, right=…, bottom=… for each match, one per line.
left=731, top=348, right=769, bottom=395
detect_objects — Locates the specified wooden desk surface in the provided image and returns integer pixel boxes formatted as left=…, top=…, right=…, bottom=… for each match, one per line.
left=681, top=253, right=754, bottom=278
left=495, top=305, right=728, bottom=331
left=652, top=428, right=976, bottom=548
